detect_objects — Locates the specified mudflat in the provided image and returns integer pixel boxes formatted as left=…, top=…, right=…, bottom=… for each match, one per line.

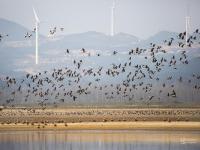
left=0, top=107, right=200, bottom=130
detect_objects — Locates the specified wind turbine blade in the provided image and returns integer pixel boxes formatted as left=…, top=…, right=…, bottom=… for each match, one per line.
left=33, top=7, right=40, bottom=23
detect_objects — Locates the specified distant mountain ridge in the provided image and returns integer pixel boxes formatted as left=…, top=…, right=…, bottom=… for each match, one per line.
left=0, top=18, right=32, bottom=41
left=42, top=31, right=139, bottom=50
left=0, top=18, right=179, bottom=50
left=137, top=31, right=178, bottom=48
left=0, top=18, right=199, bottom=79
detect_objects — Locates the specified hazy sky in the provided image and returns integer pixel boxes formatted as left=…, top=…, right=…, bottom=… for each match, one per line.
left=0, top=0, right=200, bottom=39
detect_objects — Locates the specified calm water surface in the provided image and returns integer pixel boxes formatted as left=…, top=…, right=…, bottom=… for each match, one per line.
left=0, top=130, right=200, bottom=150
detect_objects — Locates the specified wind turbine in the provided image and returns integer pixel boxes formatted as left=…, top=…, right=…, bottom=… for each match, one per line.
left=33, top=7, right=40, bottom=65
left=110, top=0, right=116, bottom=36
left=185, top=4, right=191, bottom=46
left=185, top=16, right=191, bottom=45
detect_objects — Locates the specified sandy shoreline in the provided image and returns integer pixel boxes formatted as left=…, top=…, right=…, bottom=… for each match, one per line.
left=0, top=107, right=200, bottom=130
left=0, top=122, right=200, bottom=131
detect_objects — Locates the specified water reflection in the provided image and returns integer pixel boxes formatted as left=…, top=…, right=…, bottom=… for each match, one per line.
left=0, top=130, right=200, bottom=150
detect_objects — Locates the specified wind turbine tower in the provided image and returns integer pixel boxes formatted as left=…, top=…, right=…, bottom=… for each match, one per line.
left=33, top=7, right=40, bottom=65
left=110, top=0, right=116, bottom=36
left=185, top=4, right=191, bottom=46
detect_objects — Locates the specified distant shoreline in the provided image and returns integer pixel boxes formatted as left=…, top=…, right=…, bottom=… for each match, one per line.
left=0, top=107, right=200, bottom=130
left=0, top=122, right=200, bottom=131
left=1, top=104, right=200, bottom=109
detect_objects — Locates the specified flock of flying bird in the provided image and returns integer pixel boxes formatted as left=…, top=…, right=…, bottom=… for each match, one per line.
left=0, top=26, right=64, bottom=40
left=0, top=28, right=200, bottom=108
left=0, top=33, right=9, bottom=42
left=24, top=26, right=64, bottom=39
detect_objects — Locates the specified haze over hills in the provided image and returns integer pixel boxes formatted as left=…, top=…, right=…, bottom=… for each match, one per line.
left=0, top=18, right=30, bottom=41
left=0, top=18, right=200, bottom=105
left=0, top=18, right=199, bottom=77
left=0, top=18, right=140, bottom=50
left=42, top=31, right=140, bottom=50
left=137, top=31, right=178, bottom=48
left=0, top=18, right=178, bottom=50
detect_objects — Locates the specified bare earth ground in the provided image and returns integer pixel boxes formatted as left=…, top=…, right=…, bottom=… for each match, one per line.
left=0, top=107, right=200, bottom=130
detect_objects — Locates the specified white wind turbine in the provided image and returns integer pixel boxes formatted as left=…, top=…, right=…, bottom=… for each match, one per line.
left=185, top=4, right=191, bottom=46
left=33, top=7, right=40, bottom=65
left=185, top=16, right=191, bottom=46
left=110, top=0, right=116, bottom=36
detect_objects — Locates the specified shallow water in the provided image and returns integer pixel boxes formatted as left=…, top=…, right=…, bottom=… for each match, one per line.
left=0, top=130, right=200, bottom=150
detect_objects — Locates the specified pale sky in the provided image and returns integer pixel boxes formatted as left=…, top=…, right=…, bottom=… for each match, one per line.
left=0, top=0, right=200, bottom=39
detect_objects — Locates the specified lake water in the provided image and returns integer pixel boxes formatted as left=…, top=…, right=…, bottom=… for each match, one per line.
left=0, top=130, right=199, bottom=150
